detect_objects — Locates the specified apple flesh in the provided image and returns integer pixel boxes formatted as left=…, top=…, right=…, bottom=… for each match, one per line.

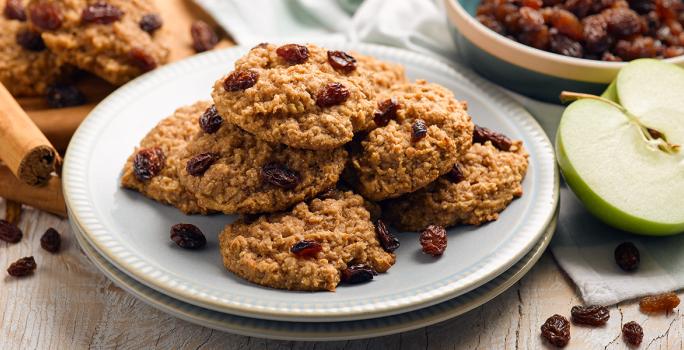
left=556, top=59, right=684, bottom=235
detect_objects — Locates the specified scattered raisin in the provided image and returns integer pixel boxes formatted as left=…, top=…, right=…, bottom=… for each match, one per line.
left=373, top=97, right=399, bottom=127
left=223, top=70, right=258, bottom=91
left=316, top=82, right=350, bottom=108
left=541, top=314, right=571, bottom=347
left=128, top=47, right=157, bottom=71
left=46, top=84, right=86, bottom=108
left=622, top=321, right=644, bottom=346
left=186, top=152, right=219, bottom=176
left=139, top=13, right=162, bottom=33
left=614, top=241, right=640, bottom=271
left=4, top=0, right=26, bottom=21
left=411, top=119, right=428, bottom=142
left=570, top=305, right=609, bottom=326
left=340, top=264, right=376, bottom=284
left=15, top=28, right=45, bottom=51
left=40, top=227, right=61, bottom=253
left=199, top=105, right=223, bottom=134
left=419, top=225, right=447, bottom=257
left=375, top=219, right=399, bottom=253
left=260, top=162, right=300, bottom=189
left=473, top=125, right=513, bottom=151
left=7, top=256, right=36, bottom=277
left=190, top=20, right=218, bottom=53
left=290, top=240, right=322, bottom=258
left=0, top=219, right=22, bottom=243
left=276, top=44, right=309, bottom=64
left=327, top=50, right=357, bottom=72
left=81, top=2, right=123, bottom=24
left=170, top=223, right=206, bottom=249
left=28, top=2, right=62, bottom=30
left=133, top=147, right=165, bottom=181
left=639, top=292, right=680, bottom=313
left=446, top=164, right=465, bottom=183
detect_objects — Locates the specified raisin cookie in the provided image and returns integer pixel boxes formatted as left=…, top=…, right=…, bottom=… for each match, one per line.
left=212, top=43, right=376, bottom=150
left=219, top=191, right=395, bottom=291
left=1, top=0, right=69, bottom=96
left=354, top=52, right=407, bottom=96
left=178, top=113, right=347, bottom=214
left=347, top=80, right=473, bottom=201
left=383, top=140, right=529, bottom=231
left=121, top=101, right=209, bottom=214
left=27, top=0, right=170, bottom=85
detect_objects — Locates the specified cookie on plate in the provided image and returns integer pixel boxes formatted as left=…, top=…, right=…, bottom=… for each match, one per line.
left=219, top=190, right=396, bottom=291
left=27, top=0, right=170, bottom=85
left=347, top=80, right=473, bottom=201
left=354, top=52, right=407, bottom=96
left=382, top=139, right=529, bottom=231
left=121, top=101, right=209, bottom=214
left=178, top=111, right=347, bottom=214
left=212, top=43, right=376, bottom=150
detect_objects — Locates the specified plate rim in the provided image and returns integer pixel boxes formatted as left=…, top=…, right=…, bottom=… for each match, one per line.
left=63, top=41, right=560, bottom=321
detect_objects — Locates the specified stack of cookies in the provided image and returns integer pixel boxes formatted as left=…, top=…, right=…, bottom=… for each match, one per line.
left=121, top=43, right=529, bottom=292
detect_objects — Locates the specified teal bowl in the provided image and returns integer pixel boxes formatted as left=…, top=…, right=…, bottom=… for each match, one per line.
left=444, top=0, right=684, bottom=103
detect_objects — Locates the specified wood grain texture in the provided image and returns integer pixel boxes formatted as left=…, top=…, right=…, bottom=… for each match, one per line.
left=1, top=199, right=682, bottom=350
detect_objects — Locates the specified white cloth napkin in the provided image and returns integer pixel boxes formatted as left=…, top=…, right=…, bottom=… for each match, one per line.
left=193, top=0, right=683, bottom=306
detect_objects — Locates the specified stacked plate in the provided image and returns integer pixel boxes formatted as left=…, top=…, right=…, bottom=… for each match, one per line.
left=63, top=43, right=559, bottom=341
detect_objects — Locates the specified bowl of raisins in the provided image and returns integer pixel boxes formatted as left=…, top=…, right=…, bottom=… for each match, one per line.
left=445, top=0, right=684, bottom=103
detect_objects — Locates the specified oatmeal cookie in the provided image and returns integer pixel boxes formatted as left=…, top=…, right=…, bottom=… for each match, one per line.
left=382, top=141, right=529, bottom=231
left=0, top=0, right=69, bottom=96
left=212, top=43, right=376, bottom=150
left=121, top=101, right=209, bottom=214
left=347, top=80, right=473, bottom=201
left=219, top=191, right=395, bottom=291
left=27, top=0, right=170, bottom=85
left=178, top=115, right=347, bottom=214
left=354, top=53, right=407, bottom=96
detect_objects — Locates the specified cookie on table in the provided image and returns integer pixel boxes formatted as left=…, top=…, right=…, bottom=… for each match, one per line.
left=219, top=190, right=396, bottom=291
left=178, top=111, right=347, bottom=214
left=0, top=0, right=69, bottom=96
left=121, top=101, right=210, bottom=214
left=382, top=139, right=529, bottom=231
left=27, top=0, right=170, bottom=85
left=347, top=80, right=473, bottom=201
left=212, top=43, right=376, bottom=150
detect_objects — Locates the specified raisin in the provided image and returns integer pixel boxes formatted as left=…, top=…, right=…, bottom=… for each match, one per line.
left=411, top=119, right=428, bottom=142
left=374, top=97, right=399, bottom=127
left=522, top=0, right=543, bottom=10
left=276, top=44, right=309, bottom=64
left=550, top=32, right=584, bottom=57
left=583, top=15, right=611, bottom=53
left=128, top=47, right=157, bottom=71
left=170, top=223, right=206, bottom=249
left=518, top=26, right=550, bottom=49
left=664, top=45, right=684, bottom=57
left=606, top=8, right=643, bottom=37
left=601, top=52, right=623, bottom=61
left=614, top=36, right=659, bottom=60
left=340, top=264, right=376, bottom=284
left=541, top=314, right=571, bottom=347
left=190, top=20, right=218, bottom=53
left=518, top=7, right=545, bottom=32
left=46, top=84, right=86, bottom=108
left=290, top=240, right=322, bottom=258
left=4, top=0, right=26, bottom=21
left=40, top=227, right=61, bottom=253
left=477, top=15, right=506, bottom=35
left=550, top=9, right=584, bottom=40
left=0, top=219, right=22, bottom=243
left=564, top=0, right=593, bottom=18
left=15, top=28, right=45, bottom=51
left=199, top=105, right=223, bottom=134
left=81, top=2, right=123, bottom=24
left=28, top=2, right=62, bottom=30
left=446, top=164, right=465, bottom=183
left=375, top=219, right=399, bottom=252
left=7, top=256, right=36, bottom=277
left=473, top=125, right=513, bottom=151
left=419, top=225, right=447, bottom=257
left=570, top=305, right=609, bottom=326
left=223, top=70, right=258, bottom=91
left=622, top=321, right=644, bottom=346
left=139, top=13, right=162, bottom=33
left=133, top=147, right=165, bottom=181
left=639, top=292, right=680, bottom=313
left=316, top=82, right=350, bottom=108
left=260, top=162, right=300, bottom=189
left=327, top=50, right=357, bottom=73
left=614, top=241, right=640, bottom=271
left=631, top=0, right=656, bottom=14
left=186, top=152, right=219, bottom=176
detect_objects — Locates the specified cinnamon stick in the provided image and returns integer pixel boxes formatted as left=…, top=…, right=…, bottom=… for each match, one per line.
left=0, top=166, right=66, bottom=217
left=0, top=82, right=58, bottom=186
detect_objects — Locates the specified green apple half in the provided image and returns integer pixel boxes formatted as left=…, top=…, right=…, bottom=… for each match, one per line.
left=556, top=59, right=684, bottom=235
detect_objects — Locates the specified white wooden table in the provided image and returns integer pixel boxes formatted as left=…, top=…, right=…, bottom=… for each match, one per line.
left=1, top=201, right=682, bottom=349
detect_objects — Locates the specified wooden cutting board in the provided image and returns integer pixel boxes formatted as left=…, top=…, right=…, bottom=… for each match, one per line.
left=20, top=0, right=234, bottom=151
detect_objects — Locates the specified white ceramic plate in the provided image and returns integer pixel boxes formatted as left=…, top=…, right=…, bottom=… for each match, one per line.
left=71, top=208, right=557, bottom=341
left=63, top=42, right=559, bottom=322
